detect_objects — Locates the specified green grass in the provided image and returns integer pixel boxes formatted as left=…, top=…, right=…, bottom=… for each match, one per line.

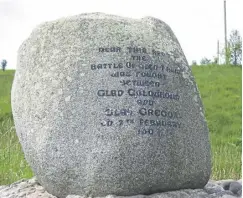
left=0, top=70, right=14, bottom=120
left=192, top=64, right=242, bottom=180
left=0, top=70, right=33, bottom=184
left=0, top=65, right=241, bottom=185
left=0, top=118, right=33, bottom=184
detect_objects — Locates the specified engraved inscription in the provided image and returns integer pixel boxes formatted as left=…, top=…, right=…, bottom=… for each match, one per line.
left=97, top=90, right=124, bottom=97
left=105, top=108, right=133, bottom=116
left=139, top=119, right=181, bottom=128
left=135, top=71, right=167, bottom=79
left=120, top=80, right=160, bottom=87
left=97, top=89, right=179, bottom=100
left=90, top=46, right=183, bottom=136
left=138, top=108, right=182, bottom=118
left=99, top=47, right=121, bottom=52
left=91, top=63, right=123, bottom=70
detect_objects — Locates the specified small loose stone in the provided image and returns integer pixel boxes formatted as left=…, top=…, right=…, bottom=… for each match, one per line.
left=217, top=180, right=234, bottom=189
left=237, top=189, right=242, bottom=196
left=229, top=181, right=242, bottom=195
left=204, top=184, right=224, bottom=194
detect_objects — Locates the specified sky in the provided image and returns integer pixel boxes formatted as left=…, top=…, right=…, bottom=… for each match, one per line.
left=0, top=0, right=242, bottom=69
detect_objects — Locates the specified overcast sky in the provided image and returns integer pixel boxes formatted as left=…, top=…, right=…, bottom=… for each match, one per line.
left=0, top=0, right=242, bottom=69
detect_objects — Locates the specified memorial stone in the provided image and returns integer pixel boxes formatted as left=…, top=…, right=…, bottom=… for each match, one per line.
left=11, top=13, right=211, bottom=198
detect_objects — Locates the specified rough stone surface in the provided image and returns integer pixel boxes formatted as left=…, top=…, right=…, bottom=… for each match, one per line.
left=0, top=178, right=56, bottom=198
left=216, top=180, right=242, bottom=196
left=218, top=180, right=235, bottom=190
left=0, top=178, right=242, bottom=198
left=237, top=189, right=242, bottom=197
left=204, top=180, right=225, bottom=194
left=229, top=182, right=242, bottom=195
left=11, top=13, right=211, bottom=197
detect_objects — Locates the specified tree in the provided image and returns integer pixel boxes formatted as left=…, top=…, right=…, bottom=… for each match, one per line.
left=200, top=57, right=211, bottom=65
left=220, top=43, right=231, bottom=65
left=228, top=30, right=242, bottom=65
left=1, top=59, right=7, bottom=71
left=192, top=60, right=197, bottom=66
left=212, top=56, right=218, bottom=64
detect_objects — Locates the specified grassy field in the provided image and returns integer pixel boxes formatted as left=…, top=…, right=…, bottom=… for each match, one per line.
left=192, top=65, right=242, bottom=180
left=0, top=70, right=33, bottom=184
left=0, top=65, right=242, bottom=185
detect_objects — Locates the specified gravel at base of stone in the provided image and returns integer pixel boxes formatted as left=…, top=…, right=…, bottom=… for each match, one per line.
left=0, top=178, right=56, bottom=198
left=0, top=178, right=241, bottom=198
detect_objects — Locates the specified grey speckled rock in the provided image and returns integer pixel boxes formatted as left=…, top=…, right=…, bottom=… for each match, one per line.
left=237, top=189, right=242, bottom=197
left=229, top=182, right=242, bottom=195
left=217, top=180, right=235, bottom=189
left=204, top=180, right=224, bottom=194
left=11, top=13, right=211, bottom=198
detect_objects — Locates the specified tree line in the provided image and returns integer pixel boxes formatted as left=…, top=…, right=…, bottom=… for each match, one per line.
left=194, top=29, right=242, bottom=66
left=1, top=59, right=7, bottom=71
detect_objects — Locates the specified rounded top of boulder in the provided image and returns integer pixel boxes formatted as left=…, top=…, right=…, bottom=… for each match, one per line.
left=39, top=12, right=170, bottom=24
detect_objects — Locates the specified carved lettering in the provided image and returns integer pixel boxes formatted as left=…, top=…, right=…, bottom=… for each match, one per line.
left=91, top=63, right=123, bottom=70
left=131, top=56, right=146, bottom=61
left=127, top=89, right=180, bottom=100
left=127, top=47, right=147, bottom=53
left=99, top=47, right=121, bottom=52
left=140, top=119, right=181, bottom=128
left=91, top=46, right=183, bottom=136
left=105, top=108, right=133, bottom=116
left=138, top=108, right=181, bottom=119
left=120, top=80, right=160, bottom=87
left=135, top=71, right=167, bottom=80
left=97, top=90, right=124, bottom=97
left=111, top=71, right=132, bottom=77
